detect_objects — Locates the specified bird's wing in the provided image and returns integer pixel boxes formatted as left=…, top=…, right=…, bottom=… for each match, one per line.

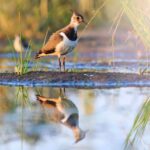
left=36, top=95, right=56, bottom=108
left=35, top=26, right=69, bottom=59
left=40, top=32, right=63, bottom=54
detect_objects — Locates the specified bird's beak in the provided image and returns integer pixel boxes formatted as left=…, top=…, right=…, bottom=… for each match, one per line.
left=74, top=129, right=88, bottom=144
left=74, top=139, right=80, bottom=144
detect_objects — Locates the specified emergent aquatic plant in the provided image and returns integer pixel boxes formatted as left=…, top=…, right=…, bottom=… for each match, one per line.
left=124, top=97, right=150, bottom=149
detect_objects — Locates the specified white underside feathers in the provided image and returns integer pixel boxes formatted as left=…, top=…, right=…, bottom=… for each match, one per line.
left=56, top=32, right=78, bottom=55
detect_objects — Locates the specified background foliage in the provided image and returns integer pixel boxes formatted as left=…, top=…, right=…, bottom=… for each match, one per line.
left=0, top=0, right=119, bottom=39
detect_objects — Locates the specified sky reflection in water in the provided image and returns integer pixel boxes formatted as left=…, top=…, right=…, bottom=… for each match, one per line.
left=0, top=86, right=150, bottom=150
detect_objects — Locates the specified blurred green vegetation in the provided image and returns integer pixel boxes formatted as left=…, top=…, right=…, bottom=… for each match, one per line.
left=0, top=0, right=75, bottom=38
left=122, top=0, right=150, bottom=49
left=0, top=0, right=120, bottom=39
left=1, top=0, right=150, bottom=53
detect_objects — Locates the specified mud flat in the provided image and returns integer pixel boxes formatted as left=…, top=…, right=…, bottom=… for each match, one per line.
left=0, top=71, right=150, bottom=88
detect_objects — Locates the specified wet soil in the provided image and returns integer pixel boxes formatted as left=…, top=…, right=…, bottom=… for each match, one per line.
left=0, top=71, right=150, bottom=88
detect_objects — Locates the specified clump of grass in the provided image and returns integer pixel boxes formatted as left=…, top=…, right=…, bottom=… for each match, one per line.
left=15, top=42, right=32, bottom=75
left=15, top=86, right=32, bottom=149
left=16, top=86, right=31, bottom=107
left=5, top=33, right=32, bottom=75
left=14, top=12, right=33, bottom=75
left=124, top=97, right=150, bottom=149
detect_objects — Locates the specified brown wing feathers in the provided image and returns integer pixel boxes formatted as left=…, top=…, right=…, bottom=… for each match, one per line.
left=35, top=25, right=77, bottom=59
left=35, top=32, right=63, bottom=59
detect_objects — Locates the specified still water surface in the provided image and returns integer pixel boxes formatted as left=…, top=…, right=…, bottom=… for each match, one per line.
left=0, top=86, right=149, bottom=150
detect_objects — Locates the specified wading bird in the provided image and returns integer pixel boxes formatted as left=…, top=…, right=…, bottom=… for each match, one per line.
left=14, top=35, right=29, bottom=53
left=36, top=94, right=86, bottom=143
left=35, top=11, right=85, bottom=71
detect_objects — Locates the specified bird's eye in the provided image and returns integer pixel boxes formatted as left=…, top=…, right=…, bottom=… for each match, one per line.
left=76, top=16, right=80, bottom=20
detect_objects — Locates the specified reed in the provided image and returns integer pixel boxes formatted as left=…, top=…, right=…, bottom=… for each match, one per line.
left=124, top=97, right=150, bottom=149
left=122, top=0, right=150, bottom=73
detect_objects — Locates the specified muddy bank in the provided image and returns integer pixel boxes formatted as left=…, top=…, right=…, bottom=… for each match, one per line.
left=0, top=71, right=150, bottom=88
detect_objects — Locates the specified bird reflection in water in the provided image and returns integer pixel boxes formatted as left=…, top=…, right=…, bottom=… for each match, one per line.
left=36, top=88, right=86, bottom=143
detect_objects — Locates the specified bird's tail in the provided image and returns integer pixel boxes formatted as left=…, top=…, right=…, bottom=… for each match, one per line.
left=35, top=52, right=41, bottom=59
left=36, top=95, right=48, bottom=103
left=35, top=54, right=40, bottom=59
left=35, top=50, right=43, bottom=59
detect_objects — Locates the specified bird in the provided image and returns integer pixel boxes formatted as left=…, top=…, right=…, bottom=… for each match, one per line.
left=36, top=94, right=86, bottom=143
left=13, top=34, right=30, bottom=53
left=35, top=11, right=85, bottom=71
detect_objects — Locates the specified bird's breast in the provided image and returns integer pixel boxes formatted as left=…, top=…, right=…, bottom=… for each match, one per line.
left=56, top=100, right=78, bottom=123
left=56, top=32, right=78, bottom=55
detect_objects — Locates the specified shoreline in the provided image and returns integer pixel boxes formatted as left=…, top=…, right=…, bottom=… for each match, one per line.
left=0, top=71, right=150, bottom=88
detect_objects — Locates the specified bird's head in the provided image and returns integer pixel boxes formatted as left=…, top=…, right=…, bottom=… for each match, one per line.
left=73, top=127, right=87, bottom=143
left=70, top=11, right=85, bottom=27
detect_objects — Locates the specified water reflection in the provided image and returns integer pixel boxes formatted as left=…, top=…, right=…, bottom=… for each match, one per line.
left=0, top=86, right=150, bottom=150
left=36, top=88, right=86, bottom=143
left=1, top=52, right=150, bottom=74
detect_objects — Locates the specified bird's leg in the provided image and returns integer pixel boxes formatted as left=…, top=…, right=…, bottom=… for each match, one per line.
left=63, top=88, right=66, bottom=94
left=58, top=57, right=61, bottom=71
left=58, top=88, right=66, bottom=99
left=59, top=88, right=62, bottom=96
left=63, top=56, right=66, bottom=72
left=59, top=88, right=66, bottom=96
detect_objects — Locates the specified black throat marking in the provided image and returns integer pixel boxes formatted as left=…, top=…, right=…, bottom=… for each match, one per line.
left=64, top=27, right=77, bottom=41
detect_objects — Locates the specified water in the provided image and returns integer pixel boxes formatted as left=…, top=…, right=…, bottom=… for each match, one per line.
left=0, top=86, right=149, bottom=150
left=0, top=32, right=150, bottom=150
left=0, top=51, right=150, bottom=73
